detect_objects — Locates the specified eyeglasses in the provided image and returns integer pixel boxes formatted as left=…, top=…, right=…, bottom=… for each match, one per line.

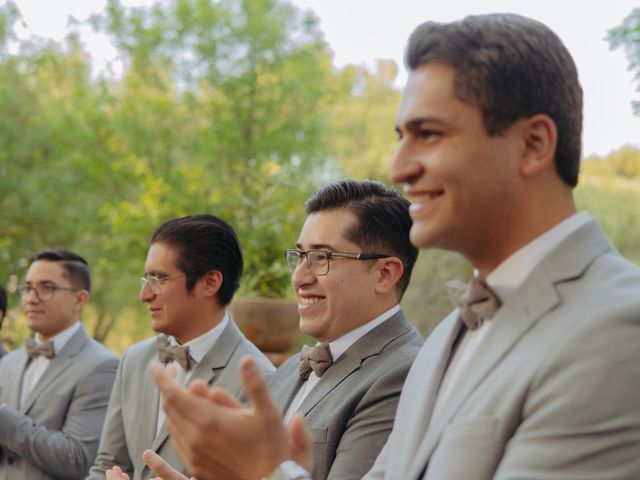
left=17, top=284, right=78, bottom=302
left=140, top=273, right=185, bottom=294
left=284, top=249, right=389, bottom=276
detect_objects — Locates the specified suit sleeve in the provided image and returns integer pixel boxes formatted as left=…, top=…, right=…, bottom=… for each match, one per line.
left=86, top=351, right=135, bottom=479
left=325, top=365, right=408, bottom=480
left=0, top=355, right=118, bottom=478
left=494, top=310, right=640, bottom=479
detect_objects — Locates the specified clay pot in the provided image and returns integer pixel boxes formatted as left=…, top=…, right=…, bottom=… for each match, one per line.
left=229, top=297, right=301, bottom=354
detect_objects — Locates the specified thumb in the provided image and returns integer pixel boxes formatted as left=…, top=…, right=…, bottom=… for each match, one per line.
left=288, top=414, right=313, bottom=473
left=238, top=356, right=277, bottom=417
left=143, top=450, right=189, bottom=480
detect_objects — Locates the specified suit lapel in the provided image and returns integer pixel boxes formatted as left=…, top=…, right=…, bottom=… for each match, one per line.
left=10, top=350, right=29, bottom=409
left=143, top=348, right=163, bottom=453
left=148, top=319, right=242, bottom=453
left=298, top=311, right=412, bottom=416
left=21, top=326, right=88, bottom=414
left=269, top=359, right=304, bottom=414
left=392, top=311, right=462, bottom=476
left=407, top=220, right=612, bottom=477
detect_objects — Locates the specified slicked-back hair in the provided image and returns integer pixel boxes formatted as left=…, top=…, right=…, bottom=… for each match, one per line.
left=406, top=13, right=583, bottom=187
left=31, top=249, right=91, bottom=292
left=150, top=214, right=243, bottom=306
left=305, top=179, right=418, bottom=298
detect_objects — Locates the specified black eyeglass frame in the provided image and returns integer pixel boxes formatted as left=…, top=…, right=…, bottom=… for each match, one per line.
left=284, top=249, right=389, bottom=276
left=16, top=284, right=78, bottom=302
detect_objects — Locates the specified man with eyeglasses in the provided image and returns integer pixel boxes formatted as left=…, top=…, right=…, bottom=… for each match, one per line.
left=0, top=249, right=118, bottom=480
left=138, top=179, right=423, bottom=480
left=87, top=214, right=274, bottom=480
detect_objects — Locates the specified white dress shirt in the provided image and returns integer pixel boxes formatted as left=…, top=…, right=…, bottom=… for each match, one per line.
left=19, top=321, right=82, bottom=409
left=432, top=212, right=592, bottom=412
left=284, top=305, right=401, bottom=424
left=156, top=312, right=229, bottom=434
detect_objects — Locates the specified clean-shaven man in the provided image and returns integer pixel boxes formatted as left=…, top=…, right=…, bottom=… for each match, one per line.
left=86, top=214, right=274, bottom=480
left=0, top=249, right=118, bottom=480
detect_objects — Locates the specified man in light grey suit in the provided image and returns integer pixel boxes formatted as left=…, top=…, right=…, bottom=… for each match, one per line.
left=365, top=13, right=640, bottom=480
left=86, top=215, right=274, bottom=480
left=145, top=12, right=640, bottom=480
left=267, top=180, right=422, bottom=480
left=0, top=249, right=119, bottom=480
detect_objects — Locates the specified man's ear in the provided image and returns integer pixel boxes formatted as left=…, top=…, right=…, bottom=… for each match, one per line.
left=519, top=113, right=557, bottom=178
left=201, top=270, right=223, bottom=298
left=73, top=290, right=90, bottom=312
left=374, top=257, right=404, bottom=295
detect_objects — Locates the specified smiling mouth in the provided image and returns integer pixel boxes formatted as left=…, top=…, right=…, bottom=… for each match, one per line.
left=298, top=296, right=324, bottom=305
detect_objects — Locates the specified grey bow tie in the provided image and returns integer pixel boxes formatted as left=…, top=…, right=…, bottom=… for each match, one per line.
left=299, top=343, right=333, bottom=380
left=156, top=335, right=191, bottom=371
left=25, top=338, right=55, bottom=360
left=447, top=273, right=502, bottom=330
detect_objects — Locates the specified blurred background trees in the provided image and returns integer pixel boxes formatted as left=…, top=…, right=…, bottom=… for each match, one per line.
left=1, top=0, right=639, bottom=351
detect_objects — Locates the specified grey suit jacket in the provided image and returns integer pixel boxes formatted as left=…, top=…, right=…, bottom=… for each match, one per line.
left=269, top=310, right=422, bottom=480
left=0, top=325, right=119, bottom=480
left=86, top=316, right=275, bottom=480
left=366, top=220, right=640, bottom=480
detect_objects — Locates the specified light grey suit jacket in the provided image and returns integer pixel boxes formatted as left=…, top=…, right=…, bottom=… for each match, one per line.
left=86, top=316, right=275, bottom=480
left=366, top=220, right=640, bottom=480
left=0, top=325, right=119, bottom=480
left=269, top=310, right=422, bottom=480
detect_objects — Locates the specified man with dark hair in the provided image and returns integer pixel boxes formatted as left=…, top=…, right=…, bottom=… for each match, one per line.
left=139, top=180, right=422, bottom=480
left=87, top=214, right=274, bottom=480
left=0, top=249, right=118, bottom=480
left=146, top=12, right=640, bottom=480
left=0, top=284, right=7, bottom=357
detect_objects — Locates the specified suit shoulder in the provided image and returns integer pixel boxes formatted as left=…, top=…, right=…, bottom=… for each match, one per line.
left=80, top=336, right=118, bottom=364
left=233, top=336, right=276, bottom=376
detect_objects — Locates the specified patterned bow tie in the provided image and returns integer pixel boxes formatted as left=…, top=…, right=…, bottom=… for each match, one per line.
left=25, top=338, right=55, bottom=360
left=156, top=335, right=191, bottom=371
left=447, top=272, right=502, bottom=330
left=299, top=343, right=333, bottom=380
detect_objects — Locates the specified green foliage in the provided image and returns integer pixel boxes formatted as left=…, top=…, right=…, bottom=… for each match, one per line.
left=608, top=7, right=640, bottom=114
left=2, top=1, right=640, bottom=351
left=577, top=148, right=640, bottom=265
left=0, top=0, right=334, bottom=350
left=328, top=59, right=401, bottom=181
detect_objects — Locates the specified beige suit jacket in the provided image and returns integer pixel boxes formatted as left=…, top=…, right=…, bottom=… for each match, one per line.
left=366, top=221, right=640, bottom=479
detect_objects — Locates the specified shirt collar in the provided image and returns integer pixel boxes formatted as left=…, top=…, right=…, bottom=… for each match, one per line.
left=35, top=321, right=81, bottom=354
left=326, top=305, right=400, bottom=361
left=168, top=312, right=229, bottom=364
left=487, top=211, right=591, bottom=302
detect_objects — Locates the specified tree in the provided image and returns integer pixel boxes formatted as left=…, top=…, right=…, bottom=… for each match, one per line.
left=609, top=7, right=640, bottom=114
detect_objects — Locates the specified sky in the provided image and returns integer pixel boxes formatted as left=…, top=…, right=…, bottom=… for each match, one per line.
left=9, top=0, right=640, bottom=157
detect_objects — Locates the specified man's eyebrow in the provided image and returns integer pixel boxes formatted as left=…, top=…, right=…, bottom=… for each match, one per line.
left=397, top=116, right=450, bottom=132
left=295, top=243, right=336, bottom=251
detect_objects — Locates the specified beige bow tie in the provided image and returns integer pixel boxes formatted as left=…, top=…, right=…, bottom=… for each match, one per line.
left=299, top=343, right=333, bottom=380
left=156, top=335, right=191, bottom=371
left=25, top=338, right=55, bottom=360
left=447, top=273, right=502, bottom=330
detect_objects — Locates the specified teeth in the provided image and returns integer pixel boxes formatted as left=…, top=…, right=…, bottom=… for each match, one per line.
left=299, top=297, right=322, bottom=305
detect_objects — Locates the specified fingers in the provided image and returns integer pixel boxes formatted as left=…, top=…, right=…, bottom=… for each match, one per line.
left=288, top=414, right=314, bottom=473
left=239, top=356, right=279, bottom=419
left=187, top=379, right=210, bottom=398
left=106, top=466, right=130, bottom=480
left=143, top=450, right=189, bottom=480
